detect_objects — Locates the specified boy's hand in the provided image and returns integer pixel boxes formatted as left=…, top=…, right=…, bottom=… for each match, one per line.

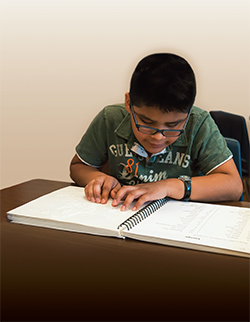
left=84, top=174, right=121, bottom=204
left=111, top=180, right=179, bottom=211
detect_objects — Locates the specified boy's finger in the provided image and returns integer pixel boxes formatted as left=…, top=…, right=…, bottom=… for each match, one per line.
left=124, top=193, right=150, bottom=211
left=101, top=178, right=120, bottom=204
left=93, top=180, right=103, bottom=203
left=84, top=182, right=94, bottom=201
left=110, top=183, right=121, bottom=199
left=119, top=188, right=146, bottom=211
left=131, top=195, right=148, bottom=211
left=120, top=193, right=138, bottom=211
left=101, top=183, right=112, bottom=204
left=111, top=185, right=134, bottom=207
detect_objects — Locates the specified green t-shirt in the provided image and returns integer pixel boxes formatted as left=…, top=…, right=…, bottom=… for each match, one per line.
left=76, top=104, right=232, bottom=186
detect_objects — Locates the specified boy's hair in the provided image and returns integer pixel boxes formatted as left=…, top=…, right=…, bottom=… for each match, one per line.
left=129, top=53, right=196, bottom=113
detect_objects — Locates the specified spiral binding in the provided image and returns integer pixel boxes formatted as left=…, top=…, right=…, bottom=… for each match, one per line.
left=117, top=197, right=169, bottom=231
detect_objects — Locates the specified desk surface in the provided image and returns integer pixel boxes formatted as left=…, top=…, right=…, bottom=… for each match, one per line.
left=1, top=179, right=249, bottom=322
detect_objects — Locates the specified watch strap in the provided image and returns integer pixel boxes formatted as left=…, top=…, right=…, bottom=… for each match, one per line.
left=182, top=180, right=191, bottom=201
left=178, top=176, right=191, bottom=201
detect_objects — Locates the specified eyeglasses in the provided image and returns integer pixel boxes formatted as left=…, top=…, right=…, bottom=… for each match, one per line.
left=130, top=103, right=191, bottom=137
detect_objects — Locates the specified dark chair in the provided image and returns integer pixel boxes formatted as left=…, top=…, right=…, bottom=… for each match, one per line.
left=225, top=137, right=243, bottom=201
left=210, top=110, right=250, bottom=177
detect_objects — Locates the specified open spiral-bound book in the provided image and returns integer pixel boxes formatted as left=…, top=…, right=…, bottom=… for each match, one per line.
left=7, top=186, right=250, bottom=258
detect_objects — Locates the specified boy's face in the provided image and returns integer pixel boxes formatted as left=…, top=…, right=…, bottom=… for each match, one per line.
left=125, top=93, right=188, bottom=156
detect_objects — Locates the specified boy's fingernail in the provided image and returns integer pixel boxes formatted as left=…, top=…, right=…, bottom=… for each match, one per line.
left=132, top=206, right=137, bottom=211
left=121, top=205, right=126, bottom=211
left=101, top=198, right=106, bottom=204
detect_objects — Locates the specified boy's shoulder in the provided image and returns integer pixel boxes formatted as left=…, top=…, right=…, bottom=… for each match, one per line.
left=100, top=103, right=128, bottom=123
left=191, top=105, right=210, bottom=118
left=182, top=106, right=215, bottom=141
left=189, top=106, right=213, bottom=130
left=103, top=103, right=126, bottom=114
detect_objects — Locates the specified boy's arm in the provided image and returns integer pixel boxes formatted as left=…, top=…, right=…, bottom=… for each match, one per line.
left=186, top=158, right=243, bottom=201
left=70, top=154, right=121, bottom=203
left=112, top=158, right=243, bottom=211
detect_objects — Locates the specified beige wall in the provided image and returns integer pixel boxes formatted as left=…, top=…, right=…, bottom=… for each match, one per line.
left=1, top=0, right=249, bottom=189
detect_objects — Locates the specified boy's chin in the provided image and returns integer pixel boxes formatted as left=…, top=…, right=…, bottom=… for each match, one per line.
left=146, top=145, right=167, bottom=155
left=144, top=140, right=175, bottom=155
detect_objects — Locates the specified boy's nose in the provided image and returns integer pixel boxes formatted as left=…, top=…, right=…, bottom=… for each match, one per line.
left=151, top=131, right=165, bottom=140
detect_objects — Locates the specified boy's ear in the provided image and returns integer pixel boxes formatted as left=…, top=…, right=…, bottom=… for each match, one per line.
left=124, top=92, right=131, bottom=113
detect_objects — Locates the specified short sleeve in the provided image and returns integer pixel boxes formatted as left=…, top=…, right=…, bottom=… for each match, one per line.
left=191, top=112, right=232, bottom=175
left=76, top=108, right=108, bottom=167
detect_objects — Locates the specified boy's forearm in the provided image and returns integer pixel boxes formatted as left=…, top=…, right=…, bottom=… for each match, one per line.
left=188, top=173, right=243, bottom=202
left=70, top=162, right=104, bottom=187
left=168, top=159, right=243, bottom=202
left=167, top=173, right=242, bottom=202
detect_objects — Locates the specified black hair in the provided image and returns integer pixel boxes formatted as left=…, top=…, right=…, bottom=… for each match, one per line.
left=129, top=53, right=196, bottom=113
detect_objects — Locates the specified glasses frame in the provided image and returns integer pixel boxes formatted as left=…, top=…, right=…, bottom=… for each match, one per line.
left=130, top=103, right=191, bottom=137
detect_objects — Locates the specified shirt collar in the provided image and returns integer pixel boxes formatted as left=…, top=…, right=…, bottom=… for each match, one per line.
left=114, top=112, right=132, bottom=140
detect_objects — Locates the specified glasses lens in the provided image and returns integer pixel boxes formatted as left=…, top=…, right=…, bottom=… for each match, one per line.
left=162, top=130, right=181, bottom=137
left=138, top=127, right=181, bottom=137
left=138, top=127, right=157, bottom=135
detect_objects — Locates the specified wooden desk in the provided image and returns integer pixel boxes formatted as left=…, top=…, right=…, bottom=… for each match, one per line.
left=1, top=179, right=249, bottom=322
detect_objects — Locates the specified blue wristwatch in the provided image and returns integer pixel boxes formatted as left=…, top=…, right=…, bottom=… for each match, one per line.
left=178, top=175, right=191, bottom=201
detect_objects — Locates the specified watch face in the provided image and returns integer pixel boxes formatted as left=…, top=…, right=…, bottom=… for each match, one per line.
left=179, top=175, right=191, bottom=181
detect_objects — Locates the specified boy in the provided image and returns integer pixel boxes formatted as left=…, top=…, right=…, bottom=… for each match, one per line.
left=70, top=53, right=243, bottom=211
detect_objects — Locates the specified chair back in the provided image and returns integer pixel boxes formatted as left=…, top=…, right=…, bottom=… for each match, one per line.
left=210, top=111, right=249, bottom=177
left=225, top=137, right=243, bottom=201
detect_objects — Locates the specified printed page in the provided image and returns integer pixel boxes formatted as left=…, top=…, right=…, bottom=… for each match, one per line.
left=7, top=186, right=135, bottom=236
left=123, top=200, right=250, bottom=254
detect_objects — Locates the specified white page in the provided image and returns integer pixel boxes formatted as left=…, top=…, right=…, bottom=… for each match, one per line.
left=124, top=200, right=250, bottom=254
left=7, top=186, right=135, bottom=234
